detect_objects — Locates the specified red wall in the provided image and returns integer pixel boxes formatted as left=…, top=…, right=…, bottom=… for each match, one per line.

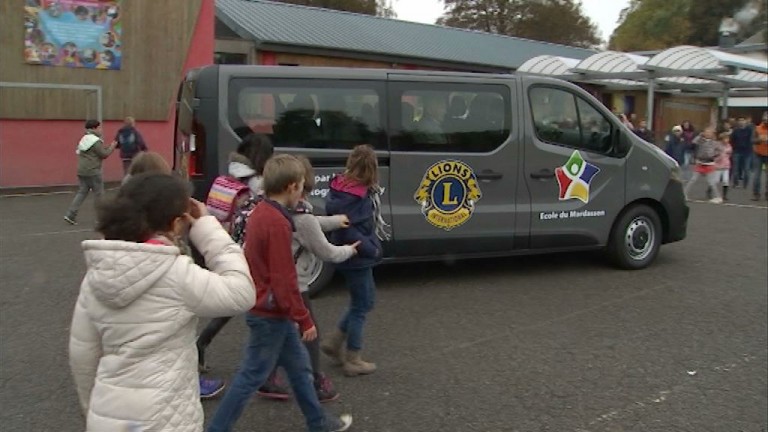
left=0, top=0, right=214, bottom=189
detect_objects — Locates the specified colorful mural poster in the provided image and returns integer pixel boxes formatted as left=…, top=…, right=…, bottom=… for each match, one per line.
left=24, top=0, right=122, bottom=70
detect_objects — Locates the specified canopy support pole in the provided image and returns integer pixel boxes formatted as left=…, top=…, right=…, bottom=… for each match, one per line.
left=646, top=78, right=655, bottom=130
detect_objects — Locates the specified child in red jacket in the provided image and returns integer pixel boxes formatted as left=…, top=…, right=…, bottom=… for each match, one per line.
left=207, top=155, right=352, bottom=432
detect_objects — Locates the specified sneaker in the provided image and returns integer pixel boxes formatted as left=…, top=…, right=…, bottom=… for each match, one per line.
left=200, top=378, right=225, bottom=399
left=64, top=216, right=77, bottom=225
left=752, top=194, right=760, bottom=201
left=328, top=413, right=353, bottom=432
left=709, top=197, right=723, bottom=204
left=315, top=373, right=340, bottom=403
left=257, top=371, right=291, bottom=400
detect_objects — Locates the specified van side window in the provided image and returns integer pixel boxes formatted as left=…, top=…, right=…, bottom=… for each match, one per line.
left=530, top=87, right=613, bottom=154
left=229, top=79, right=386, bottom=150
left=390, top=83, right=511, bottom=153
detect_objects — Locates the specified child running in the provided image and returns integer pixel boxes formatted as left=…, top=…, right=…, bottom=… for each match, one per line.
left=684, top=126, right=723, bottom=203
left=69, top=173, right=256, bottom=431
left=321, top=144, right=389, bottom=377
left=715, top=130, right=733, bottom=202
left=207, top=154, right=353, bottom=432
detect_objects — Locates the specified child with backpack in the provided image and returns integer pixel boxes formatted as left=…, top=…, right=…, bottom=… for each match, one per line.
left=204, top=134, right=273, bottom=230
left=321, top=145, right=389, bottom=377
left=115, top=117, right=148, bottom=175
left=69, top=174, right=256, bottom=431
left=684, top=126, right=723, bottom=204
left=207, top=155, right=353, bottom=432
left=197, top=134, right=273, bottom=371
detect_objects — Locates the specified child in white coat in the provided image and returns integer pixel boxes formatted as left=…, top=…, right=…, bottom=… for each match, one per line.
left=69, top=173, right=256, bottom=432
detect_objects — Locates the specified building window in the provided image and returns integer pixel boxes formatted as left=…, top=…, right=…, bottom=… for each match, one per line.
left=390, top=82, right=512, bottom=153
left=228, top=78, right=386, bottom=150
left=529, top=87, right=613, bottom=154
left=214, top=52, right=247, bottom=65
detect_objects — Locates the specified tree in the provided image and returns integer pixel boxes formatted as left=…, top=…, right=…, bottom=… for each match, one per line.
left=274, top=0, right=397, bottom=17
left=608, top=0, right=691, bottom=51
left=686, top=0, right=760, bottom=47
left=609, top=0, right=766, bottom=51
left=436, top=0, right=600, bottom=48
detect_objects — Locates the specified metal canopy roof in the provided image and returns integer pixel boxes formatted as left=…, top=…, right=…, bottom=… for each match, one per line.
left=516, top=55, right=580, bottom=78
left=644, top=45, right=768, bottom=75
left=518, top=46, right=768, bottom=92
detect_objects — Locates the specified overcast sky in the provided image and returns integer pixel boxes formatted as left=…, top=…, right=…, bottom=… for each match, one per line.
left=392, top=0, right=631, bottom=43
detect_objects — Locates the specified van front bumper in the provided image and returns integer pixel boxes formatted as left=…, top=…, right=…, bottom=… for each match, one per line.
left=661, top=179, right=689, bottom=244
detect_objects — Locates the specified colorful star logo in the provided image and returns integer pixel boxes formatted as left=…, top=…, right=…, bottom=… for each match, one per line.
left=555, top=151, right=600, bottom=203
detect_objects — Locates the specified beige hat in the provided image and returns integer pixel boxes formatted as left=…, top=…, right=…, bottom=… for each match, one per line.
left=672, top=125, right=683, bottom=132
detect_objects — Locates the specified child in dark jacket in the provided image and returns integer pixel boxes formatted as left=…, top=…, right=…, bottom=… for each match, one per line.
left=321, top=144, right=390, bottom=377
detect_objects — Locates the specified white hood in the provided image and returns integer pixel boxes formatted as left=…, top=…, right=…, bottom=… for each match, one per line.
left=76, top=134, right=101, bottom=155
left=228, top=161, right=256, bottom=179
left=81, top=240, right=179, bottom=308
left=228, top=161, right=264, bottom=196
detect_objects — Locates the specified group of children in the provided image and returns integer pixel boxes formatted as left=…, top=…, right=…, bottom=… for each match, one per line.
left=667, top=124, right=732, bottom=204
left=680, top=125, right=731, bottom=204
left=69, top=123, right=388, bottom=431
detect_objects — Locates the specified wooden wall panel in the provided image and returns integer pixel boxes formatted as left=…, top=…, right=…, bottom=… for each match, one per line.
left=0, top=0, right=202, bottom=121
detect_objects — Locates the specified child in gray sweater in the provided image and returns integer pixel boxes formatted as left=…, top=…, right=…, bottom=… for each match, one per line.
left=287, top=156, right=358, bottom=402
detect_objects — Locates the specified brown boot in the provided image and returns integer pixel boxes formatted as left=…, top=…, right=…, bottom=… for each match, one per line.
left=320, top=329, right=346, bottom=366
left=343, top=351, right=377, bottom=377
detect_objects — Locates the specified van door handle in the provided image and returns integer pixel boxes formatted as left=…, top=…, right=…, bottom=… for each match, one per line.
left=476, top=170, right=503, bottom=181
left=530, top=169, right=555, bottom=180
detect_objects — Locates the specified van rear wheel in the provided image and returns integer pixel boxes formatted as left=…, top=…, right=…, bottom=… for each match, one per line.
left=307, top=257, right=334, bottom=297
left=607, top=204, right=662, bottom=270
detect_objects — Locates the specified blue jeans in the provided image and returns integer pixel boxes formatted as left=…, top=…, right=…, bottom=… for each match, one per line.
left=207, top=315, right=329, bottom=432
left=732, top=152, right=752, bottom=187
left=753, top=155, right=768, bottom=196
left=338, top=267, right=376, bottom=352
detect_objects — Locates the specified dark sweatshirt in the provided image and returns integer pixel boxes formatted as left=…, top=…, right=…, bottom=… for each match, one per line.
left=731, top=126, right=754, bottom=155
left=325, top=175, right=382, bottom=269
left=244, top=199, right=313, bottom=332
left=114, top=126, right=147, bottom=160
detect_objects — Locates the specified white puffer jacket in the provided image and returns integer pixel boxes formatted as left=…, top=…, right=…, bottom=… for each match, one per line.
left=69, top=216, right=256, bottom=432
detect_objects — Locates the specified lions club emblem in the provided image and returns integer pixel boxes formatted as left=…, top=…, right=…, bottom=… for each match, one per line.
left=414, top=160, right=482, bottom=231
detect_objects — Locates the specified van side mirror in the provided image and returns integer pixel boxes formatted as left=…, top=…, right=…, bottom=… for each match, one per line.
left=614, top=131, right=631, bottom=156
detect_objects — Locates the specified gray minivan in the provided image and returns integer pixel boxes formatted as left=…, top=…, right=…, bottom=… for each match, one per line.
left=174, top=66, right=689, bottom=294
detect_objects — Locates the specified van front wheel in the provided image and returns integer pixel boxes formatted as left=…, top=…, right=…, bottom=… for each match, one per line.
left=607, top=204, right=662, bottom=270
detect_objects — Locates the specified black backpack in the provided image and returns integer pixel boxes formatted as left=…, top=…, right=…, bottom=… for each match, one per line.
left=117, top=129, right=137, bottom=154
